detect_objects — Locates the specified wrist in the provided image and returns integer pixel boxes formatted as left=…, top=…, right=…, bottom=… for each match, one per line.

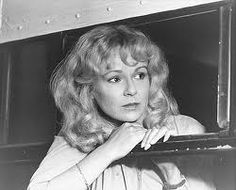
left=166, top=172, right=182, bottom=185
left=98, top=142, right=118, bottom=163
left=162, top=166, right=182, bottom=184
left=162, top=174, right=187, bottom=190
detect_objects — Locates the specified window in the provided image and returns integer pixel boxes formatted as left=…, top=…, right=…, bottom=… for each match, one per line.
left=62, top=1, right=236, bottom=156
left=0, top=1, right=235, bottom=190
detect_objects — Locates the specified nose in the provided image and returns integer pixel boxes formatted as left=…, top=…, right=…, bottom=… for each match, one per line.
left=124, top=78, right=137, bottom=96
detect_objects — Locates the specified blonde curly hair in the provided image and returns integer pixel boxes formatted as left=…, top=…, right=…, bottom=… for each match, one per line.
left=50, top=25, right=178, bottom=153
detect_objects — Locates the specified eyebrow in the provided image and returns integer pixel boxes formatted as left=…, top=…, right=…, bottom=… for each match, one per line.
left=103, top=65, right=148, bottom=76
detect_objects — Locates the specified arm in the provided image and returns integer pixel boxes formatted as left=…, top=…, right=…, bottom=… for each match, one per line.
left=174, top=115, right=216, bottom=190
left=142, top=115, right=215, bottom=189
left=28, top=122, right=147, bottom=190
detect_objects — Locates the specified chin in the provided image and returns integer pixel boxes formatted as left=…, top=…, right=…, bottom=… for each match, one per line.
left=119, top=113, right=143, bottom=123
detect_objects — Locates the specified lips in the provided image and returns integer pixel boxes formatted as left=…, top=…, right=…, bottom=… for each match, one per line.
left=122, top=102, right=140, bottom=109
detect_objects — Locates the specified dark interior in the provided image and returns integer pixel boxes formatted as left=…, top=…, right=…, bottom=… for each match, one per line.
left=137, top=10, right=219, bottom=132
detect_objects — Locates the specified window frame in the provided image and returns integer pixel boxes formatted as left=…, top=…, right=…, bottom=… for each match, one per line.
left=0, top=0, right=236, bottom=164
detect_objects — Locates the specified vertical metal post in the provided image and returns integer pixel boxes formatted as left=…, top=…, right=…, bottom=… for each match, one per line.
left=218, top=4, right=232, bottom=130
left=0, top=48, right=12, bottom=144
left=229, top=0, right=236, bottom=135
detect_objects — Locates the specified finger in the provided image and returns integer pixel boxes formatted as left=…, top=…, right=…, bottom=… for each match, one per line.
left=144, top=128, right=159, bottom=150
left=130, top=122, right=146, bottom=130
left=129, top=123, right=147, bottom=141
left=165, top=121, right=179, bottom=136
left=123, top=122, right=142, bottom=132
left=164, top=128, right=177, bottom=141
left=132, top=123, right=147, bottom=135
left=145, top=128, right=159, bottom=145
left=150, top=126, right=168, bottom=144
left=163, top=130, right=171, bottom=142
left=144, top=143, right=151, bottom=150
left=135, top=129, right=147, bottom=143
left=141, top=129, right=152, bottom=148
left=124, top=122, right=141, bottom=128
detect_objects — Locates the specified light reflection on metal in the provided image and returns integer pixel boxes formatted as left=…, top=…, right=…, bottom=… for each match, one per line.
left=45, top=19, right=50, bottom=24
left=217, top=5, right=231, bottom=129
left=106, top=7, right=112, bottom=12
left=75, top=13, right=80, bottom=19
left=139, top=1, right=145, bottom=5
left=17, top=25, right=23, bottom=30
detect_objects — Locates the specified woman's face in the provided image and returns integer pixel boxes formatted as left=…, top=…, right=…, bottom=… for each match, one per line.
left=93, top=51, right=150, bottom=125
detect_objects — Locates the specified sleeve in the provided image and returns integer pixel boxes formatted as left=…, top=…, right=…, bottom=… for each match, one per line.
left=173, top=115, right=205, bottom=135
left=27, top=136, right=87, bottom=190
left=173, top=115, right=216, bottom=190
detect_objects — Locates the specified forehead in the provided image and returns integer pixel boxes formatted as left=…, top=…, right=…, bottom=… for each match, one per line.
left=101, top=51, right=147, bottom=73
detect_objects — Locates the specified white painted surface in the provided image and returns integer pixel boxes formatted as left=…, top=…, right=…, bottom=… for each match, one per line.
left=0, top=0, right=224, bottom=44
left=0, top=0, right=2, bottom=29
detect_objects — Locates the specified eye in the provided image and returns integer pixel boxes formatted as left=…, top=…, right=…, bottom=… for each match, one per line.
left=107, top=76, right=121, bottom=83
left=134, top=72, right=147, bottom=80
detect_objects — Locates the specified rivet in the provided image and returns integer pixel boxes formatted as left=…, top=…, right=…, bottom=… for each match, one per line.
left=17, top=25, right=23, bottom=30
left=45, top=19, right=50, bottom=24
left=139, top=0, right=145, bottom=5
left=107, top=7, right=112, bottom=12
left=75, top=13, right=80, bottom=18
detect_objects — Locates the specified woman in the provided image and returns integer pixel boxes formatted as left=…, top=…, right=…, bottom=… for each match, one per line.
left=28, top=25, right=215, bottom=190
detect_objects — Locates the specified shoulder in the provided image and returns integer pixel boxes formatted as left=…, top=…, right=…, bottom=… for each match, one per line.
left=167, top=115, right=205, bottom=135
left=30, top=136, right=86, bottom=182
left=43, top=135, right=86, bottom=165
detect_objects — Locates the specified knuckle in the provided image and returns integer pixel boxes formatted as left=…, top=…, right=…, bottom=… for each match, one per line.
left=161, top=126, right=168, bottom=131
left=152, top=127, right=159, bottom=132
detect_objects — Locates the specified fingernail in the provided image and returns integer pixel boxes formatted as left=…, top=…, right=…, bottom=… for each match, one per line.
left=163, top=136, right=168, bottom=142
left=150, top=139, right=157, bottom=145
left=150, top=141, right=154, bottom=145
left=145, top=144, right=151, bottom=150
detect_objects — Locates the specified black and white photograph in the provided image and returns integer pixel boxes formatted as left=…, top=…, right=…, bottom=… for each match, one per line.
left=0, top=0, right=236, bottom=189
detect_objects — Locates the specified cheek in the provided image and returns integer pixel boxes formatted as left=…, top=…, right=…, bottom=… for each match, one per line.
left=94, top=87, right=121, bottom=110
left=139, top=82, right=150, bottom=100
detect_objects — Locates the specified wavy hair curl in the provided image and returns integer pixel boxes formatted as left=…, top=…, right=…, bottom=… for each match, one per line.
left=50, top=25, right=178, bottom=153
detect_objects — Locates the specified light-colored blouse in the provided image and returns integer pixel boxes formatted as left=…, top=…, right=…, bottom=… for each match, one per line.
left=27, top=115, right=216, bottom=190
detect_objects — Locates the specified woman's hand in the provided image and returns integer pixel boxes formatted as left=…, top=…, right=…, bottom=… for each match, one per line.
left=141, top=124, right=184, bottom=184
left=103, top=122, right=147, bottom=162
left=141, top=125, right=176, bottom=150
left=142, top=123, right=184, bottom=185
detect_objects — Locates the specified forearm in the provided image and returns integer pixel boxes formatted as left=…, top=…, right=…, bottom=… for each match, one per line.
left=47, top=165, right=88, bottom=190
left=46, top=143, right=113, bottom=190
left=29, top=123, right=145, bottom=190
left=76, top=143, right=114, bottom=186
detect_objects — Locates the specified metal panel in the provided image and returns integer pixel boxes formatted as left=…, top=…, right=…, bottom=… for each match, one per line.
left=0, top=0, right=225, bottom=44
